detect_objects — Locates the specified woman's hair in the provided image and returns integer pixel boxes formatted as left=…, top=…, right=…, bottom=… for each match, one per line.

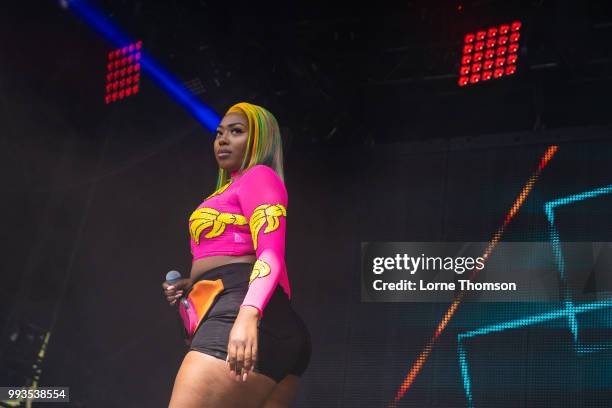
left=214, top=102, right=285, bottom=189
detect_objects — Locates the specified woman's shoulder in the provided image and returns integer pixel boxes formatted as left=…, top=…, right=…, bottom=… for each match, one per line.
left=239, top=164, right=287, bottom=199
left=242, top=164, right=283, bottom=184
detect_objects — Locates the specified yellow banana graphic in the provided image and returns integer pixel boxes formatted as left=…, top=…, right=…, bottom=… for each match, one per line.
left=249, top=259, right=271, bottom=285
left=204, top=179, right=233, bottom=200
left=249, top=204, right=287, bottom=250
left=189, top=207, right=247, bottom=244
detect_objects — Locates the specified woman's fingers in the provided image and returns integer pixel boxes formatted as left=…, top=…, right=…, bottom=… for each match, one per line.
left=227, top=343, right=237, bottom=378
left=226, top=315, right=259, bottom=382
left=241, top=343, right=257, bottom=381
left=250, top=343, right=257, bottom=372
left=227, top=342, right=254, bottom=382
left=162, top=283, right=175, bottom=295
left=234, top=342, right=257, bottom=381
left=243, top=345, right=252, bottom=375
left=235, top=346, right=245, bottom=381
left=162, top=279, right=190, bottom=295
left=162, top=280, right=184, bottom=305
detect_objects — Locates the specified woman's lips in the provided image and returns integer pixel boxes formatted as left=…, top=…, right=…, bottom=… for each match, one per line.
left=217, top=152, right=231, bottom=158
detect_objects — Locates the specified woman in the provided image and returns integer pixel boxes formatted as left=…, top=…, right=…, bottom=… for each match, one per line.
left=162, top=102, right=311, bottom=407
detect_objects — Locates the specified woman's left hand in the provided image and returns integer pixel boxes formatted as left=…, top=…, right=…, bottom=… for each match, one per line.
left=227, top=306, right=260, bottom=382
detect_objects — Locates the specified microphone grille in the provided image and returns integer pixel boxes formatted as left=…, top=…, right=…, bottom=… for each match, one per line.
left=166, top=270, right=182, bottom=281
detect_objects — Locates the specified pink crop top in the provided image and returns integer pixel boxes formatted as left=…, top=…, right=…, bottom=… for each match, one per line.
left=188, top=164, right=290, bottom=318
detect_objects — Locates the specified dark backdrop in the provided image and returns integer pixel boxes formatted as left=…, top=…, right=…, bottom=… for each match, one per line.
left=2, top=1, right=612, bottom=407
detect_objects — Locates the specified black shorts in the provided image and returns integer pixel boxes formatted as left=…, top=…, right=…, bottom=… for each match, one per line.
left=188, top=262, right=311, bottom=383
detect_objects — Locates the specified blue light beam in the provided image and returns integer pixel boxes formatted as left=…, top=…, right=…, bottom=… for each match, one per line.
left=65, top=0, right=221, bottom=132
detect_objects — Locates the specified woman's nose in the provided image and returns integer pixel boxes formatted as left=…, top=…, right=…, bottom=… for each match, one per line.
left=218, top=131, right=229, bottom=143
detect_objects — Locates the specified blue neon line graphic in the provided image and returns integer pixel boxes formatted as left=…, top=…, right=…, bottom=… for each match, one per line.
left=457, top=300, right=612, bottom=341
left=545, top=184, right=612, bottom=341
left=457, top=342, right=472, bottom=403
left=457, top=184, right=612, bottom=407
left=66, top=0, right=221, bottom=132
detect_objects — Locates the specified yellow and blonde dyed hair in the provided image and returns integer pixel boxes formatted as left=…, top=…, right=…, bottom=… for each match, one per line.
left=215, top=102, right=285, bottom=189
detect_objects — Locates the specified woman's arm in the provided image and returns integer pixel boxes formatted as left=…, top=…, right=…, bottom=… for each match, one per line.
left=227, top=164, right=288, bottom=381
left=236, top=164, right=288, bottom=319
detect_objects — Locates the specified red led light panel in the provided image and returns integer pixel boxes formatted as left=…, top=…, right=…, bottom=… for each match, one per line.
left=105, top=41, right=143, bottom=104
left=458, top=21, right=521, bottom=87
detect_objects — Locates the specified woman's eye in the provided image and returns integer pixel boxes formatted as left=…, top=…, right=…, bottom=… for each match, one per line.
left=231, top=128, right=243, bottom=134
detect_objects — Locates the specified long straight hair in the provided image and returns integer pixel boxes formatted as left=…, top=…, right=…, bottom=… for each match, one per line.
left=214, top=102, right=285, bottom=189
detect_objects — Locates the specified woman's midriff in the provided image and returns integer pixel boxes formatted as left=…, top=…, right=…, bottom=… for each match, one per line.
left=190, top=255, right=257, bottom=282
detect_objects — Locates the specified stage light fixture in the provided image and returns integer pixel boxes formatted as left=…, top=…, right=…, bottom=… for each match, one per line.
left=105, top=40, right=143, bottom=104
left=458, top=21, right=522, bottom=87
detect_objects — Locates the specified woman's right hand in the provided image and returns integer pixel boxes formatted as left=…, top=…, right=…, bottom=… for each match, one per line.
left=161, top=278, right=192, bottom=306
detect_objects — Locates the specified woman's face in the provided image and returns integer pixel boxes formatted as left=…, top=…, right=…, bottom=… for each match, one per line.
left=214, top=112, right=249, bottom=174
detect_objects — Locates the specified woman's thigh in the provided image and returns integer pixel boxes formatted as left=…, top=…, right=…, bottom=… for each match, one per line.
left=169, top=351, right=277, bottom=408
left=261, top=374, right=300, bottom=408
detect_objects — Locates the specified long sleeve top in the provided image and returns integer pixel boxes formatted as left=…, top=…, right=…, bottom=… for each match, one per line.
left=188, top=164, right=290, bottom=318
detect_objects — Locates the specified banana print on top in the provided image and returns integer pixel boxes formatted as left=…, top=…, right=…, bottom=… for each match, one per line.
left=249, top=259, right=271, bottom=285
left=249, top=203, right=287, bottom=250
left=189, top=208, right=247, bottom=244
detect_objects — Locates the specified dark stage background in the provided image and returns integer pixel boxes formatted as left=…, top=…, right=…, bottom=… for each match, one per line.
left=1, top=1, right=612, bottom=407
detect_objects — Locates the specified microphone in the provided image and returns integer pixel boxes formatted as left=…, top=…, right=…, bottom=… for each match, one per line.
left=166, top=270, right=192, bottom=343
left=166, top=270, right=182, bottom=285
left=165, top=270, right=189, bottom=308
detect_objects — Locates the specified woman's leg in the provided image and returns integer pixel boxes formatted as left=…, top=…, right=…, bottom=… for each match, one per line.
left=168, top=351, right=277, bottom=408
left=261, top=375, right=300, bottom=408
